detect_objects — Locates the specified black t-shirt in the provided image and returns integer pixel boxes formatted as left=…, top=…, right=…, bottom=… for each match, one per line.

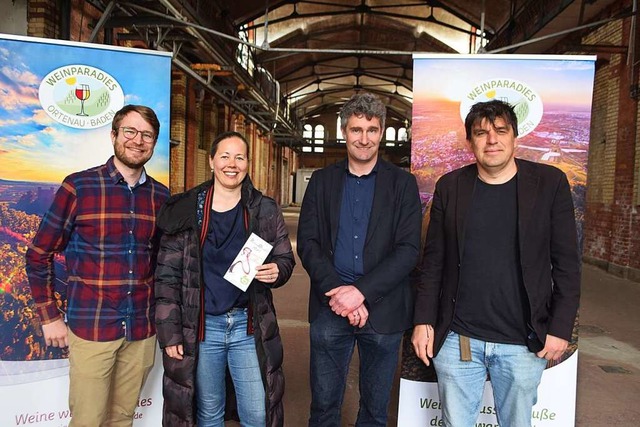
left=451, top=175, right=529, bottom=345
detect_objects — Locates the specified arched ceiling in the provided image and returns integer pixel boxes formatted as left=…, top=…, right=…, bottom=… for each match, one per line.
left=235, top=0, right=502, bottom=126
left=225, top=0, right=620, bottom=125
left=252, top=13, right=455, bottom=124
left=95, top=0, right=622, bottom=146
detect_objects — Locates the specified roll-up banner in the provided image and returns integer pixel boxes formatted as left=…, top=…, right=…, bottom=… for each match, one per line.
left=0, top=33, right=171, bottom=426
left=401, top=54, right=595, bottom=427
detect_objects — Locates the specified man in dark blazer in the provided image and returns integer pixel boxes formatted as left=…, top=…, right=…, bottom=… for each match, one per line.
left=412, top=99, right=581, bottom=427
left=298, top=92, right=422, bottom=427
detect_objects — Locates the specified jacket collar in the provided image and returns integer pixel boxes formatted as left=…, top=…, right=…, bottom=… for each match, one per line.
left=157, top=176, right=261, bottom=235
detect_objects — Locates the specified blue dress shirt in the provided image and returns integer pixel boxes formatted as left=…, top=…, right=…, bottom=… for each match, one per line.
left=334, top=164, right=377, bottom=284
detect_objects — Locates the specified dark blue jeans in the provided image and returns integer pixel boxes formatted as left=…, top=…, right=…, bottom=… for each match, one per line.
left=309, top=307, right=403, bottom=427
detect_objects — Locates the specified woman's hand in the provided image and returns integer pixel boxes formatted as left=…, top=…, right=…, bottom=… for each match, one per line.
left=256, top=263, right=279, bottom=283
left=165, top=344, right=184, bottom=360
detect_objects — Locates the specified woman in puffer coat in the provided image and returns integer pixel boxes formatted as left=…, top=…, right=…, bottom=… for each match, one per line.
left=154, top=131, right=294, bottom=427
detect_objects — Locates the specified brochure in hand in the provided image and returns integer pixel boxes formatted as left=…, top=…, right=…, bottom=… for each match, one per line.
left=223, top=232, right=273, bottom=291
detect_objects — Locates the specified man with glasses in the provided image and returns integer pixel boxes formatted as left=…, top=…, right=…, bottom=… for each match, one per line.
left=26, top=105, right=169, bottom=427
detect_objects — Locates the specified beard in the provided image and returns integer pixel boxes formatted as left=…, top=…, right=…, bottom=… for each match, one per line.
left=113, top=141, right=153, bottom=169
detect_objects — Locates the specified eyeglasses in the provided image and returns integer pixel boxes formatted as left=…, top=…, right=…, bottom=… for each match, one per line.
left=117, top=126, right=156, bottom=144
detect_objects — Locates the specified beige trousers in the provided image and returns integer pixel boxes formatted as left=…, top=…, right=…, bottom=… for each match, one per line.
left=67, top=328, right=156, bottom=427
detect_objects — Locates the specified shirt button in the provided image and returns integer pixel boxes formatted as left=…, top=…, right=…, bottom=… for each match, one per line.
left=354, top=235, right=358, bottom=239
left=129, top=249, right=132, bottom=254
left=130, top=210, right=134, bottom=214
left=129, top=230, right=133, bottom=234
left=355, top=255, right=359, bottom=260
left=129, top=270, right=133, bottom=274
left=127, top=291, right=131, bottom=295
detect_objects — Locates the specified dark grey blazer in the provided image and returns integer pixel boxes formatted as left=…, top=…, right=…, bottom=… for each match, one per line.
left=414, top=158, right=581, bottom=354
left=297, top=158, right=423, bottom=334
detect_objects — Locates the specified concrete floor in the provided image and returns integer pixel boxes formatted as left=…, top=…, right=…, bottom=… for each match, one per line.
left=233, top=207, right=640, bottom=426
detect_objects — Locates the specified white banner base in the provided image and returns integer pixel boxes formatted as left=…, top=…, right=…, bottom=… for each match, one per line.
left=0, top=346, right=164, bottom=426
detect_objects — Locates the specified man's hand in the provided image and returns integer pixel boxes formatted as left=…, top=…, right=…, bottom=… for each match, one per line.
left=536, top=334, right=568, bottom=361
left=165, top=344, right=184, bottom=360
left=325, top=285, right=365, bottom=317
left=347, top=304, right=369, bottom=328
left=42, top=318, right=68, bottom=348
left=411, top=324, right=434, bottom=366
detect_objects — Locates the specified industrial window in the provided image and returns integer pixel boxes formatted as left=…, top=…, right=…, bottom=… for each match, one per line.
left=302, top=123, right=325, bottom=153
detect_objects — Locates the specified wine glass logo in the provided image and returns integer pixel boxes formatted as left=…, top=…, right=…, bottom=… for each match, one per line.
left=75, top=84, right=90, bottom=116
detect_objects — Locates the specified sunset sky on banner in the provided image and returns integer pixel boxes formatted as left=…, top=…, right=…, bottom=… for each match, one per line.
left=413, top=56, right=596, bottom=108
left=0, top=36, right=170, bottom=184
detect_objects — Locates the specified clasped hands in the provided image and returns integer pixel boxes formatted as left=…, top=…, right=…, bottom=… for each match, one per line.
left=326, top=285, right=368, bottom=328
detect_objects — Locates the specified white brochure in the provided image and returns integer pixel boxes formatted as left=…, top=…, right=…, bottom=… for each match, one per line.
left=223, top=232, right=273, bottom=291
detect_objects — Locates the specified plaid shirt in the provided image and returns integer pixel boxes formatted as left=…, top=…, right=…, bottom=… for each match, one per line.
left=26, top=156, right=169, bottom=342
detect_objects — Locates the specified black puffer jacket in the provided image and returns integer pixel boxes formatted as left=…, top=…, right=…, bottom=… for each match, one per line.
left=154, top=177, right=294, bottom=427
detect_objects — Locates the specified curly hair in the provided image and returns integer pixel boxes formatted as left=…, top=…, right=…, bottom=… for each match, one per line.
left=339, top=92, right=386, bottom=131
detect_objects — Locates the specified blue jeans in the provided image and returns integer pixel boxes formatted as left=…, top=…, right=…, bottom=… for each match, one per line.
left=196, top=308, right=265, bottom=427
left=433, top=331, right=547, bottom=427
left=309, top=307, right=403, bottom=427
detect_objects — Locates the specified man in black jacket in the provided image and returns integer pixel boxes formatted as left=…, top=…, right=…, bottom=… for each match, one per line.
left=412, top=99, right=581, bottom=427
left=298, top=92, right=422, bottom=427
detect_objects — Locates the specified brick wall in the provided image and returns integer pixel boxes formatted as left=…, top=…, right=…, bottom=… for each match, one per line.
left=195, top=149, right=209, bottom=185
left=68, top=0, right=103, bottom=42
left=582, top=1, right=640, bottom=280
left=27, top=1, right=57, bottom=38
left=583, top=20, right=622, bottom=264
left=170, top=73, right=187, bottom=194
